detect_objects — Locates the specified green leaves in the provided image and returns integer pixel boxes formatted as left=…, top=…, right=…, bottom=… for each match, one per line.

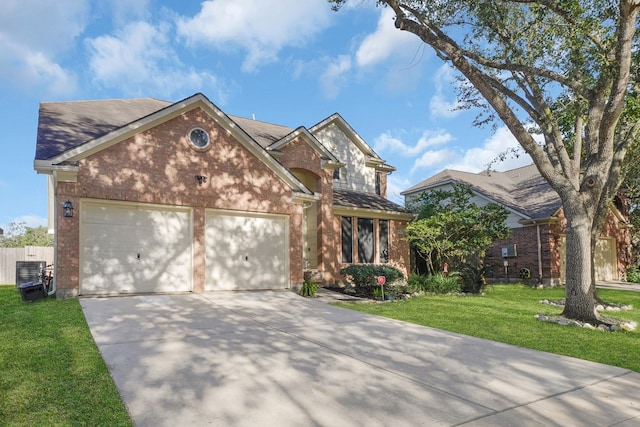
left=405, top=184, right=510, bottom=273
left=0, top=222, right=53, bottom=248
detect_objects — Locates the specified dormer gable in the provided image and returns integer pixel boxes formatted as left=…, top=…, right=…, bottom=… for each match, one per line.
left=309, top=113, right=395, bottom=195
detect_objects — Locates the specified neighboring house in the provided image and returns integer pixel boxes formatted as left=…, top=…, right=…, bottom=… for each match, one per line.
left=34, top=93, right=412, bottom=298
left=401, top=164, right=632, bottom=285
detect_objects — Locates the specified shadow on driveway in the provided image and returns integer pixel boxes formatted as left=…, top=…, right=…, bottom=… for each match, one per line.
left=81, top=292, right=640, bottom=427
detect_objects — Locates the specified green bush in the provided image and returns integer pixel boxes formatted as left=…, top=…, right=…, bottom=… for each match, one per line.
left=339, top=265, right=403, bottom=289
left=459, top=264, right=487, bottom=294
left=407, top=273, right=461, bottom=294
left=299, top=278, right=318, bottom=297
left=627, top=265, right=640, bottom=284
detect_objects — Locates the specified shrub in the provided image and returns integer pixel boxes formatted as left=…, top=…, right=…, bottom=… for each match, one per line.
left=340, top=265, right=403, bottom=289
left=627, top=265, right=640, bottom=284
left=299, top=278, right=318, bottom=297
left=407, top=273, right=461, bottom=294
left=459, top=264, right=487, bottom=294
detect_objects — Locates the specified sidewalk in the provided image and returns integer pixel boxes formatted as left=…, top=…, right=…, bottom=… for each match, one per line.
left=597, top=281, right=640, bottom=292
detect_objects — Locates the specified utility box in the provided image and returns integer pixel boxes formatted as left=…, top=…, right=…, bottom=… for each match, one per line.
left=16, top=261, right=46, bottom=288
left=501, top=244, right=517, bottom=258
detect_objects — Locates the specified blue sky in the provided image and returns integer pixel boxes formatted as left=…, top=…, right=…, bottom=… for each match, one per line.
left=0, top=0, right=532, bottom=233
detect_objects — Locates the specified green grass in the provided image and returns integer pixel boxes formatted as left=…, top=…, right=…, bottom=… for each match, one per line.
left=0, top=285, right=132, bottom=426
left=335, top=284, right=640, bottom=373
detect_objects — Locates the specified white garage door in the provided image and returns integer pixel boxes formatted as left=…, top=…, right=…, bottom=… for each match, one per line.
left=559, top=236, right=618, bottom=283
left=205, top=211, right=289, bottom=290
left=80, top=202, right=193, bottom=295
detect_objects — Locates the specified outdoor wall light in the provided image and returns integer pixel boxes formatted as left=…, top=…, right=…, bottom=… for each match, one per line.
left=63, top=200, right=74, bottom=217
left=195, top=175, right=207, bottom=186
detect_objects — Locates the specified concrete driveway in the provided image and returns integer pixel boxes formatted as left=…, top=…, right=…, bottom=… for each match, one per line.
left=81, top=292, right=640, bottom=427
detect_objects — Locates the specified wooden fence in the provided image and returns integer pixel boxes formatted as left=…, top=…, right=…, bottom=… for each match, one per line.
left=0, top=246, right=54, bottom=285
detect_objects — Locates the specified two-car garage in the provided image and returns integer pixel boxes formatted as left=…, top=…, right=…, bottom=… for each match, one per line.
left=79, top=201, right=289, bottom=295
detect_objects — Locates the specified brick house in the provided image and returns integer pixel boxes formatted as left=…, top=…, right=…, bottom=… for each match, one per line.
left=401, top=165, right=632, bottom=285
left=34, top=93, right=412, bottom=298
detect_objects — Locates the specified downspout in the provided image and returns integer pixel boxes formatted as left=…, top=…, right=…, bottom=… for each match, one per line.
left=536, top=224, right=543, bottom=285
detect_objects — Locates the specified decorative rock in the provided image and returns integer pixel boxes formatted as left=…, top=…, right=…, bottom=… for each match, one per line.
left=597, top=324, right=610, bottom=331
left=583, top=323, right=595, bottom=329
left=558, top=319, right=570, bottom=326
left=595, top=305, right=604, bottom=311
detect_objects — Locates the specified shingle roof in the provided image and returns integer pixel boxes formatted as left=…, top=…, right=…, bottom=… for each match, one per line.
left=402, top=164, right=561, bottom=219
left=36, top=98, right=172, bottom=160
left=35, top=97, right=301, bottom=160
left=333, top=190, right=412, bottom=214
left=35, top=96, right=408, bottom=215
left=228, top=115, right=293, bottom=149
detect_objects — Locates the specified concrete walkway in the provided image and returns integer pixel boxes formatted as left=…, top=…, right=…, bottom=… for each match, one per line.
left=597, top=281, right=640, bottom=293
left=81, top=292, right=640, bottom=427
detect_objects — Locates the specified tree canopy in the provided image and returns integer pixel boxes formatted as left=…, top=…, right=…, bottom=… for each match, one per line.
left=330, top=0, right=640, bottom=322
left=405, top=184, right=510, bottom=276
left=0, top=222, right=53, bottom=248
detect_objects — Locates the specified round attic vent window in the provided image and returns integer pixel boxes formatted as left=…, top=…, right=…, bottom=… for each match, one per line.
left=189, top=128, right=210, bottom=149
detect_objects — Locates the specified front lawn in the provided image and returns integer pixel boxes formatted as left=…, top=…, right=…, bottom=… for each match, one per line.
left=335, top=284, right=640, bottom=373
left=0, top=285, right=132, bottom=426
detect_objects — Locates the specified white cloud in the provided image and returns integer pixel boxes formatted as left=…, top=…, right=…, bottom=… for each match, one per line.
left=103, top=0, right=151, bottom=23
left=86, top=21, right=224, bottom=99
left=176, top=0, right=333, bottom=72
left=444, top=127, right=533, bottom=173
left=429, top=63, right=462, bottom=119
left=411, top=149, right=457, bottom=174
left=386, top=174, right=412, bottom=205
left=0, top=0, right=87, bottom=96
left=319, top=55, right=352, bottom=99
left=355, top=7, right=420, bottom=68
left=317, top=6, right=426, bottom=98
left=374, top=129, right=453, bottom=157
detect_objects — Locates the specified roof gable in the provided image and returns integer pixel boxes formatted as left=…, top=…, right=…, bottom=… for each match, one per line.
left=309, top=113, right=395, bottom=172
left=402, top=164, right=562, bottom=220
left=35, top=93, right=312, bottom=196
left=268, top=126, right=341, bottom=167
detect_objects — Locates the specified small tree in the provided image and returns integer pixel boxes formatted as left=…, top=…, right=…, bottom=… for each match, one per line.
left=0, top=222, right=53, bottom=248
left=405, top=184, right=510, bottom=283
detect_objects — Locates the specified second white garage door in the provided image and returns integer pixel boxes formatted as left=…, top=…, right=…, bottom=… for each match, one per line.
left=80, top=201, right=193, bottom=295
left=205, top=211, right=289, bottom=290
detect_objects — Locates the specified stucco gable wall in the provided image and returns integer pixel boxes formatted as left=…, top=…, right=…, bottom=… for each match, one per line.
left=313, top=123, right=376, bottom=193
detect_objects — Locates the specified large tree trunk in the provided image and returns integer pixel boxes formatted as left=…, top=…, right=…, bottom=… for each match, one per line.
left=561, top=211, right=600, bottom=322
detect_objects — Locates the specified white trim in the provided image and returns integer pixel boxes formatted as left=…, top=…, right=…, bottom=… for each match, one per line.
left=40, top=93, right=312, bottom=196
left=333, top=206, right=414, bottom=221
left=269, top=126, right=341, bottom=165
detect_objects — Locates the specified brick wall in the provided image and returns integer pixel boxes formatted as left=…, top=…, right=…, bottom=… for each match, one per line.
left=55, top=108, right=304, bottom=295
left=485, top=205, right=630, bottom=285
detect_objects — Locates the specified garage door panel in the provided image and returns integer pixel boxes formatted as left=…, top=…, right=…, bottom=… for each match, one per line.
left=81, top=203, right=193, bottom=295
left=205, top=212, right=288, bottom=291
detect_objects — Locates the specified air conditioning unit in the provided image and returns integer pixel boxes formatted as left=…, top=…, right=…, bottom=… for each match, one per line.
left=501, top=244, right=517, bottom=258
left=16, top=261, right=45, bottom=287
